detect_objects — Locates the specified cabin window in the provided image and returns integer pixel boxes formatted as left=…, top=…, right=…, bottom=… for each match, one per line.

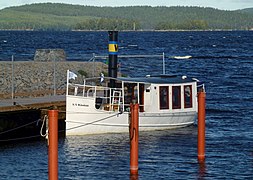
left=172, top=86, right=181, bottom=109
left=184, top=85, right=192, bottom=108
left=159, top=86, right=169, bottom=109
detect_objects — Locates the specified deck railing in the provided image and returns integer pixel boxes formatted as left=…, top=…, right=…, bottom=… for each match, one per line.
left=67, top=82, right=125, bottom=112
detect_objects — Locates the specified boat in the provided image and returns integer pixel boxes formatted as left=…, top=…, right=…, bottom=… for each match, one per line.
left=66, top=71, right=204, bottom=135
left=173, top=55, right=192, bottom=59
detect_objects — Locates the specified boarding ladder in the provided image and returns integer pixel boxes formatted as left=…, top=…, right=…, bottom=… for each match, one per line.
left=111, top=90, right=122, bottom=111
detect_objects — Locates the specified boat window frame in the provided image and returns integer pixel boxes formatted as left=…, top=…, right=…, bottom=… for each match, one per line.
left=172, top=86, right=181, bottom=109
left=184, top=85, right=193, bottom=108
left=159, top=86, right=169, bottom=110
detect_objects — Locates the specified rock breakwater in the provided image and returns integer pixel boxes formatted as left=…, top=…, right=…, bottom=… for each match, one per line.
left=0, top=61, right=107, bottom=99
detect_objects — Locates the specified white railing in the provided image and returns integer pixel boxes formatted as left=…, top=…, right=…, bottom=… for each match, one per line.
left=67, top=81, right=125, bottom=112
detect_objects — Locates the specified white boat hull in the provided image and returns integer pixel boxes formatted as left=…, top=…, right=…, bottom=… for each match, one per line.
left=66, top=108, right=196, bottom=135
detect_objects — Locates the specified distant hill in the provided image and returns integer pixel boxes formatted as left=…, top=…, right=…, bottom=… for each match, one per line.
left=0, top=3, right=253, bottom=30
left=237, top=8, right=253, bottom=15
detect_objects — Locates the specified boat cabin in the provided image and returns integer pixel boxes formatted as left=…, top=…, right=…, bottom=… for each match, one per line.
left=67, top=75, right=199, bottom=114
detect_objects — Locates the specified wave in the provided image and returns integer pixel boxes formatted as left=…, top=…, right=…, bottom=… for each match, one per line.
left=190, top=55, right=253, bottom=60
left=172, top=55, right=192, bottom=59
left=167, top=55, right=253, bottom=60
left=206, top=108, right=239, bottom=114
left=166, top=55, right=253, bottom=60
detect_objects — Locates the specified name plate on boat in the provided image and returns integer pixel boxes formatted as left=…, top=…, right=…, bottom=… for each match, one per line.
left=72, top=103, right=89, bottom=107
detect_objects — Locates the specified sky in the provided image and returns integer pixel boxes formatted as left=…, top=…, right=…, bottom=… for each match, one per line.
left=0, top=0, right=252, bottom=10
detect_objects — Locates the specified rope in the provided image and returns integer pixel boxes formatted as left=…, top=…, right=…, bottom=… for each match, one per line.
left=40, top=115, right=48, bottom=137
left=0, top=115, right=48, bottom=142
left=0, top=134, right=42, bottom=142
left=0, top=118, right=44, bottom=142
left=13, top=101, right=40, bottom=110
left=0, top=119, right=38, bottom=136
left=129, top=127, right=136, bottom=141
left=0, top=110, right=122, bottom=142
left=66, top=112, right=122, bottom=131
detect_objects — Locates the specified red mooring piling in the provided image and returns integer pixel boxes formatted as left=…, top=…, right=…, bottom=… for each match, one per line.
left=130, top=103, right=139, bottom=176
left=198, top=91, right=206, bottom=162
left=48, top=110, right=59, bottom=180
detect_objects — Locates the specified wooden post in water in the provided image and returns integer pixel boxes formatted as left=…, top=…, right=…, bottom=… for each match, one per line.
left=48, top=110, right=59, bottom=180
left=129, top=103, right=139, bottom=176
left=198, top=91, right=206, bottom=162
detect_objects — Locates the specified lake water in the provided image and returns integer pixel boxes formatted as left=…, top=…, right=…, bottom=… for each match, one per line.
left=0, top=31, right=253, bottom=179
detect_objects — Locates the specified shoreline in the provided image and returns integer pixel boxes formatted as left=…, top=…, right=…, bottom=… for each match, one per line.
left=0, top=29, right=252, bottom=32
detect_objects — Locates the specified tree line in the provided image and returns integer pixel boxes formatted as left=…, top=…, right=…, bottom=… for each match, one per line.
left=74, top=18, right=140, bottom=30
left=0, top=3, right=252, bottom=30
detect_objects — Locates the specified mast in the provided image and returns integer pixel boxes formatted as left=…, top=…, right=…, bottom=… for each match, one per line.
left=108, top=31, right=118, bottom=88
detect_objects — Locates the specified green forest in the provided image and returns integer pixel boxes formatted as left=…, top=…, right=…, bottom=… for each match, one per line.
left=0, top=3, right=253, bottom=31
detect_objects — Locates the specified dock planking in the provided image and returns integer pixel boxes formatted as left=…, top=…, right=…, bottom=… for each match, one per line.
left=0, top=95, right=65, bottom=112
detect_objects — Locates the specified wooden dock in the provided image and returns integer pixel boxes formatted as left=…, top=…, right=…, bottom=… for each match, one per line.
left=0, top=95, right=66, bottom=143
left=0, top=95, right=65, bottom=112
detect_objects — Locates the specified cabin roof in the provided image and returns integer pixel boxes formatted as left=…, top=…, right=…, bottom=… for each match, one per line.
left=117, top=75, right=198, bottom=84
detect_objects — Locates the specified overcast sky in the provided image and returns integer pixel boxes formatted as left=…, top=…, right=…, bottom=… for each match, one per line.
left=0, top=0, right=252, bottom=10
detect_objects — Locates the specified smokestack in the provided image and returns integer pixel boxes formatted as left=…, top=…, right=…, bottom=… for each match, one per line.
left=108, top=31, right=118, bottom=88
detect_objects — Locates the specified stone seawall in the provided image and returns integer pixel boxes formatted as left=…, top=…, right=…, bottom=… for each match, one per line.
left=0, top=61, right=107, bottom=99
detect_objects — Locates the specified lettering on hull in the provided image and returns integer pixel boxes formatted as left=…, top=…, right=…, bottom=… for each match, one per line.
left=72, top=103, right=89, bottom=107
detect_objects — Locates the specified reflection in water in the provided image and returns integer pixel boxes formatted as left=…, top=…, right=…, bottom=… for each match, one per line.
left=130, top=174, right=139, bottom=180
left=198, top=162, right=207, bottom=179
left=58, top=126, right=200, bottom=179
